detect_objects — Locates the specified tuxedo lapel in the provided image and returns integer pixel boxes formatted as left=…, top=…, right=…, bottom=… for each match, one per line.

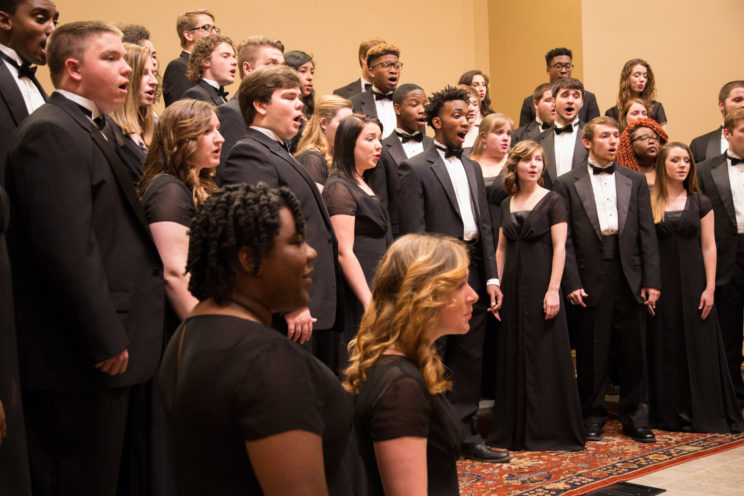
left=0, top=63, right=29, bottom=125
left=428, top=150, right=461, bottom=219
left=711, top=157, right=737, bottom=226
left=615, top=170, right=632, bottom=237
left=386, top=135, right=407, bottom=164
left=573, top=167, right=602, bottom=239
left=542, top=130, right=558, bottom=180
left=572, top=126, right=587, bottom=170
left=198, top=80, right=224, bottom=105
left=706, top=128, right=722, bottom=159
left=360, top=91, right=378, bottom=119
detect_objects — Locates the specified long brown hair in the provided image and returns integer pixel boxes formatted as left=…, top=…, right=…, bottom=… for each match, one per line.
left=111, top=43, right=156, bottom=145
left=139, top=99, right=218, bottom=207
left=650, top=142, right=700, bottom=223
left=616, top=58, right=657, bottom=119
left=343, top=234, right=470, bottom=395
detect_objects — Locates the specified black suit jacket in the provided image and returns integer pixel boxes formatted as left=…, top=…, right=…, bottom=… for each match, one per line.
left=538, top=123, right=588, bottom=189
left=553, top=163, right=661, bottom=305
left=333, top=78, right=364, bottom=100
left=0, top=61, right=47, bottom=176
left=182, top=79, right=225, bottom=105
left=519, top=89, right=600, bottom=128
left=163, top=51, right=193, bottom=106
left=221, top=128, right=341, bottom=330
left=364, top=133, right=433, bottom=236
left=396, top=146, right=498, bottom=283
left=511, top=120, right=545, bottom=145
left=697, top=153, right=738, bottom=286
left=216, top=98, right=246, bottom=185
left=5, top=92, right=164, bottom=390
left=351, top=89, right=379, bottom=119
left=690, top=127, right=722, bottom=165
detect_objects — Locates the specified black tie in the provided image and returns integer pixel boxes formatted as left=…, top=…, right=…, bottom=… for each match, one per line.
left=591, top=163, right=615, bottom=175
left=396, top=131, right=423, bottom=143
left=280, top=140, right=291, bottom=153
left=76, top=104, right=106, bottom=132
left=0, top=51, right=38, bottom=80
left=728, top=154, right=744, bottom=166
left=540, top=122, right=551, bottom=131
left=555, top=124, right=573, bottom=135
left=364, top=83, right=372, bottom=92
left=217, top=86, right=229, bottom=100
left=437, top=145, right=463, bottom=159
left=374, top=91, right=393, bottom=101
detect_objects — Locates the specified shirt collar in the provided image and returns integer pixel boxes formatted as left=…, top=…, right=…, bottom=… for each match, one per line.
left=0, top=44, right=23, bottom=66
left=202, top=78, right=219, bottom=89
left=250, top=125, right=282, bottom=143
left=587, top=158, right=614, bottom=173
left=55, top=89, right=102, bottom=119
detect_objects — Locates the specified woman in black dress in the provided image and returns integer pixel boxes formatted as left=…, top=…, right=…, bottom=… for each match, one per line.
left=486, top=140, right=585, bottom=452
left=344, top=234, right=477, bottom=495
left=159, top=183, right=352, bottom=495
left=648, top=142, right=744, bottom=433
left=295, top=95, right=353, bottom=188
left=140, top=99, right=221, bottom=325
left=322, top=114, right=392, bottom=370
left=111, top=42, right=159, bottom=183
left=605, top=58, right=667, bottom=130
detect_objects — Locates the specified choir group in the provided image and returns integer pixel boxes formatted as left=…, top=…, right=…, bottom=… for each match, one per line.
left=1, top=3, right=744, bottom=495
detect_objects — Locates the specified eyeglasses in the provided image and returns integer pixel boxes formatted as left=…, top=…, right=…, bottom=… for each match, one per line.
left=372, top=61, right=403, bottom=71
left=632, top=134, right=660, bottom=144
left=189, top=24, right=220, bottom=34
left=550, top=63, right=574, bottom=71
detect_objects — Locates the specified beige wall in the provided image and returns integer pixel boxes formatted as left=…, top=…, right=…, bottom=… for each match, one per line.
left=582, top=0, right=744, bottom=144
left=39, top=0, right=491, bottom=112
left=486, top=0, right=584, bottom=124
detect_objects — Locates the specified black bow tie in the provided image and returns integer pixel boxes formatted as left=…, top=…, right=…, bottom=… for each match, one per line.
left=75, top=104, right=106, bottom=131
left=728, top=154, right=744, bottom=166
left=364, top=83, right=372, bottom=92
left=591, top=163, right=615, bottom=175
left=217, top=86, right=229, bottom=99
left=396, top=131, right=423, bottom=143
left=0, top=51, right=37, bottom=79
left=437, top=145, right=463, bottom=159
left=374, top=91, right=393, bottom=101
left=540, top=122, right=551, bottom=131
left=555, top=124, right=574, bottom=135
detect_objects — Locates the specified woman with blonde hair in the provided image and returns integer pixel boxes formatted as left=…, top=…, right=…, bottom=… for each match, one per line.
left=295, top=94, right=353, bottom=187
left=486, top=140, right=584, bottom=451
left=111, top=42, right=159, bottom=182
left=606, top=58, right=667, bottom=129
left=344, top=233, right=477, bottom=495
left=140, top=99, right=223, bottom=323
left=647, top=142, right=743, bottom=433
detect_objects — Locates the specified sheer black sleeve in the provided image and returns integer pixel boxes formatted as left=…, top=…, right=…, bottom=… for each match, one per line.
left=697, top=193, right=713, bottom=218
left=323, top=179, right=359, bottom=216
left=547, top=191, right=567, bottom=226
left=296, top=150, right=329, bottom=185
left=370, top=374, right=431, bottom=441
left=141, top=175, right=195, bottom=227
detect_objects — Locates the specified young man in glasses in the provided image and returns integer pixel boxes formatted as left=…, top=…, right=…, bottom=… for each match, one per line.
left=162, top=9, right=217, bottom=106
left=519, top=47, right=599, bottom=128
left=351, top=42, right=401, bottom=138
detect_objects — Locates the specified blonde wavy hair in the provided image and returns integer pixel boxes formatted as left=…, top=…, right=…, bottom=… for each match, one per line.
left=295, top=94, right=352, bottom=165
left=343, top=234, right=470, bottom=395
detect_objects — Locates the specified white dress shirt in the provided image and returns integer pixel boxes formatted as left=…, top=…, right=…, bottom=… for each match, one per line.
left=587, top=160, right=619, bottom=235
left=0, top=44, right=45, bottom=114
left=554, top=118, right=580, bottom=177
left=434, top=140, right=478, bottom=240
left=251, top=125, right=282, bottom=143
left=396, top=128, right=424, bottom=158
left=727, top=152, right=744, bottom=233
left=372, top=86, right=396, bottom=139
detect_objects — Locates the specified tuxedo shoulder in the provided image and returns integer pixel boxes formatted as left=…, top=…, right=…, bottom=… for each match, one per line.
left=697, top=154, right=725, bottom=172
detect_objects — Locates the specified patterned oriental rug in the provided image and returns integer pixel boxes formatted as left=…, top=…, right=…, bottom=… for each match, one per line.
left=457, top=420, right=744, bottom=495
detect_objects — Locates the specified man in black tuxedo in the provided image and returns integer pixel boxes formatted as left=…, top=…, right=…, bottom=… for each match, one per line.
left=519, top=47, right=599, bottom=128
left=397, top=86, right=508, bottom=463
left=697, top=107, right=744, bottom=408
left=554, top=116, right=660, bottom=443
left=217, top=35, right=285, bottom=182
left=538, top=78, right=588, bottom=189
left=333, top=38, right=385, bottom=100
left=0, top=0, right=57, bottom=167
left=365, top=83, right=432, bottom=236
left=351, top=42, right=400, bottom=139
left=182, top=34, right=235, bottom=105
left=512, top=82, right=554, bottom=145
left=690, top=80, right=744, bottom=164
left=221, top=65, right=343, bottom=370
left=5, top=21, right=164, bottom=494
left=162, top=9, right=216, bottom=106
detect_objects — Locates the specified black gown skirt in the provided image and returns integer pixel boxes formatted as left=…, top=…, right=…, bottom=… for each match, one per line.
left=486, top=192, right=585, bottom=451
left=649, top=193, right=744, bottom=433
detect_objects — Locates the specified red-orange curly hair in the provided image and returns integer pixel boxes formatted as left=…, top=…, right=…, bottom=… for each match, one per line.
left=616, top=118, right=668, bottom=172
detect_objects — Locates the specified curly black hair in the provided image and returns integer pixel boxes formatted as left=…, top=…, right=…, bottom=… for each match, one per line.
left=424, top=85, right=471, bottom=128
left=186, top=183, right=306, bottom=303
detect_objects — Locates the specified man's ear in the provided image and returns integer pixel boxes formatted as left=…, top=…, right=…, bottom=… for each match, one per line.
left=719, top=100, right=726, bottom=116
left=183, top=30, right=195, bottom=44
left=65, top=57, right=83, bottom=82
left=242, top=61, right=252, bottom=76
left=394, top=103, right=401, bottom=116
left=431, top=115, right=442, bottom=130
left=253, top=99, right=268, bottom=117
left=0, top=11, right=13, bottom=32
left=582, top=137, right=592, bottom=150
